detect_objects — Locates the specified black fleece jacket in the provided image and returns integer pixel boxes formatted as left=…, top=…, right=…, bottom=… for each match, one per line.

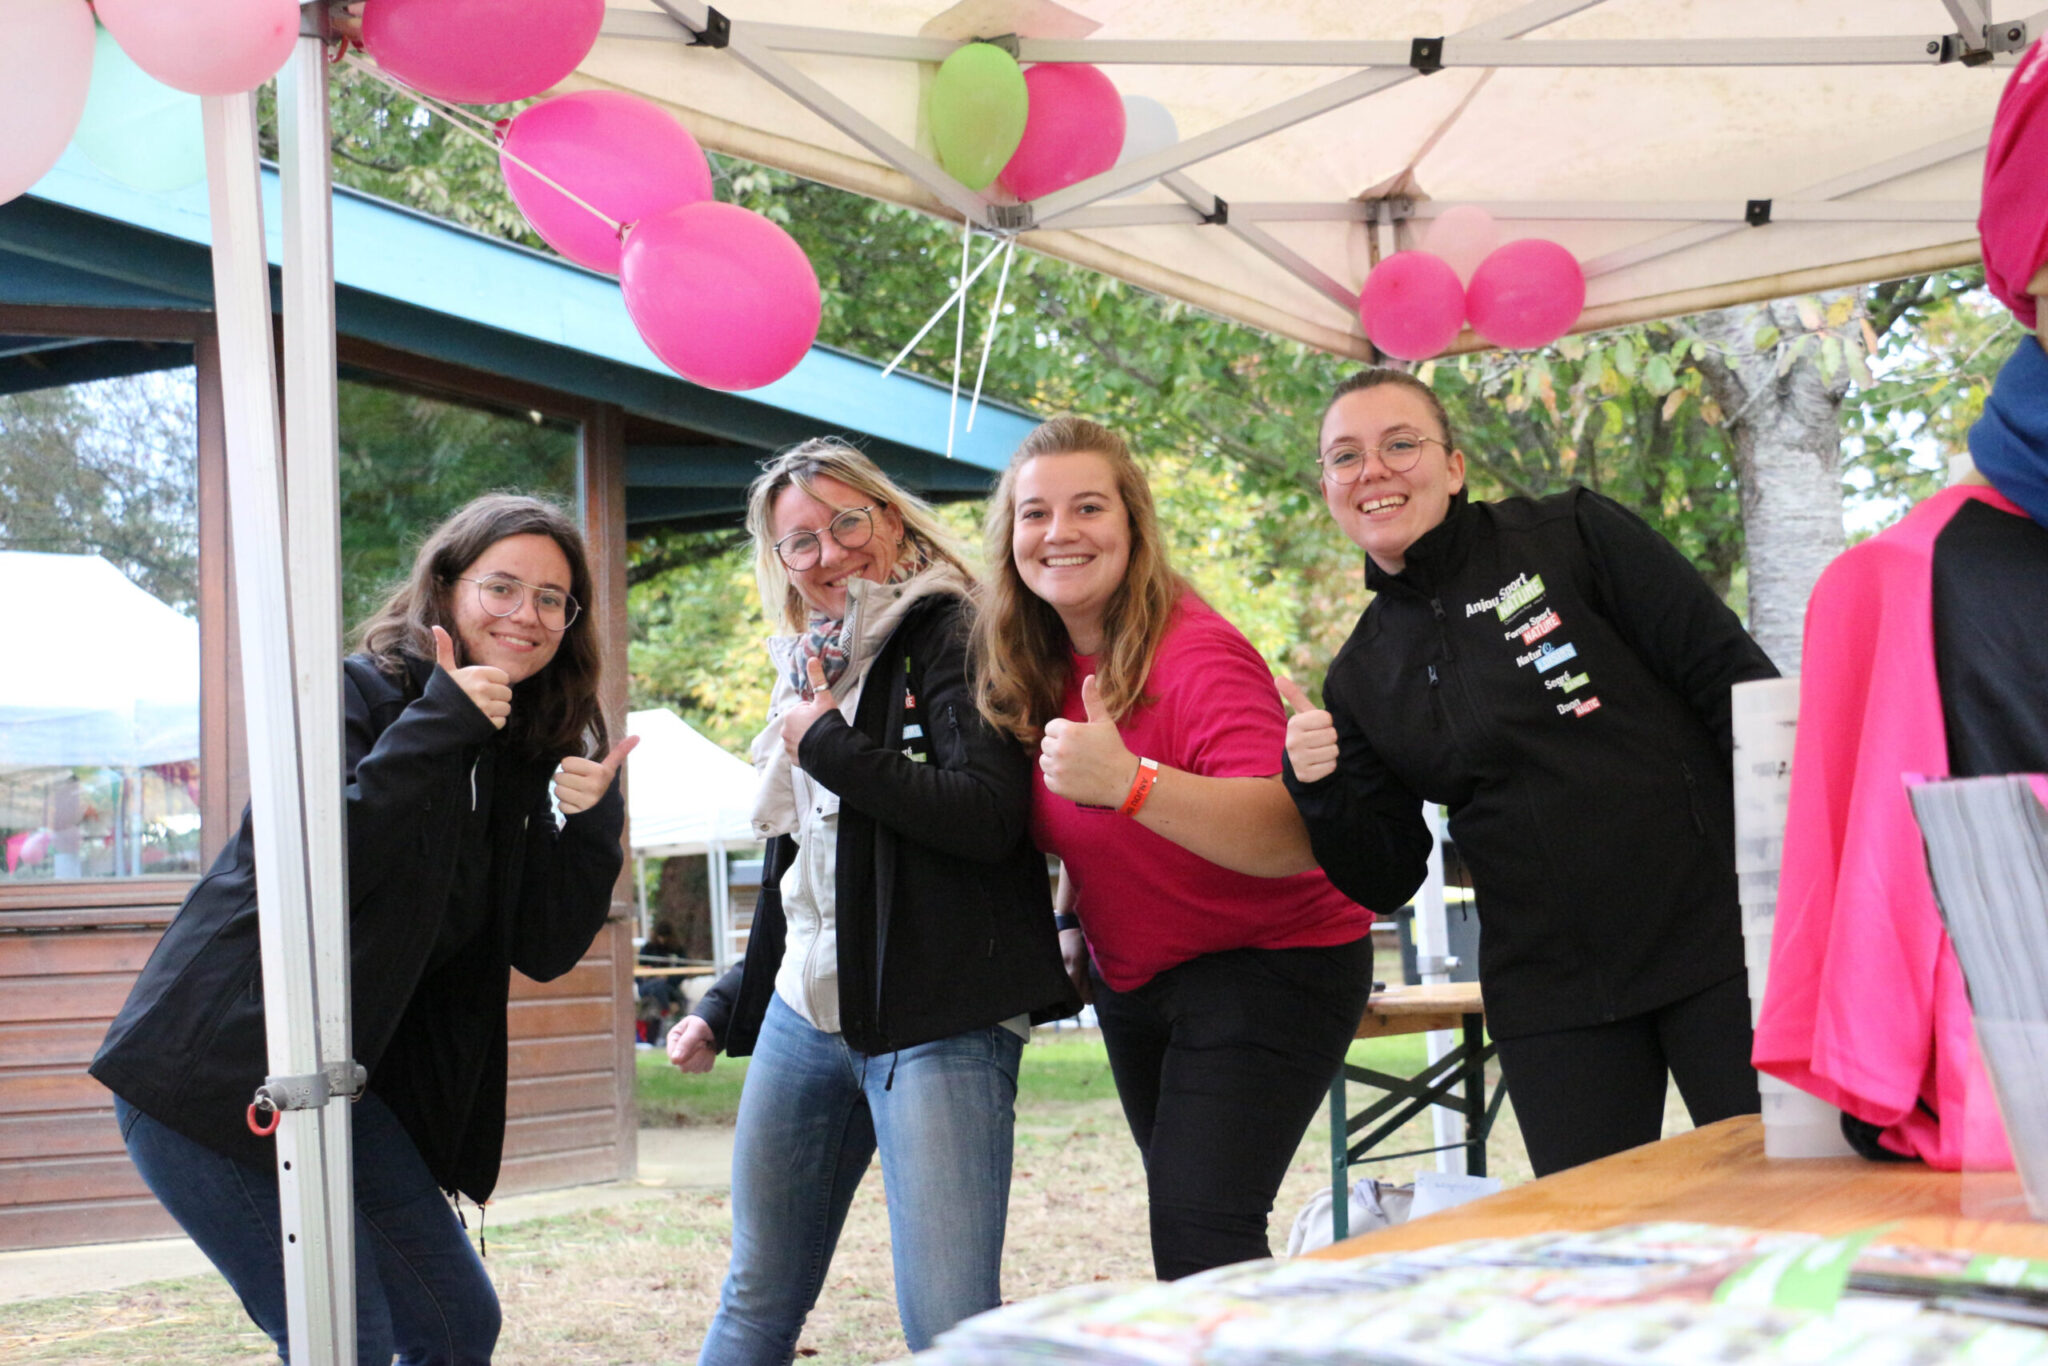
left=1286, top=489, right=1778, bottom=1039
left=693, top=594, right=1078, bottom=1057
left=92, top=653, right=625, bottom=1201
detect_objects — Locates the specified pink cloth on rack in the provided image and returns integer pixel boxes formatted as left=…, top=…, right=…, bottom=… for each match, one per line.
left=1754, top=484, right=2022, bottom=1170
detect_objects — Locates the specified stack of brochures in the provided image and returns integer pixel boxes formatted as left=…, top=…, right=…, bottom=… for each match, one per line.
left=925, top=1223, right=2048, bottom=1364
left=1908, top=773, right=2048, bottom=1217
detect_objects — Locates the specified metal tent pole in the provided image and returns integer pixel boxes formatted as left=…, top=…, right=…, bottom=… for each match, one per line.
left=200, top=81, right=352, bottom=1364
left=1413, top=803, right=1464, bottom=1176
left=280, top=9, right=360, bottom=1354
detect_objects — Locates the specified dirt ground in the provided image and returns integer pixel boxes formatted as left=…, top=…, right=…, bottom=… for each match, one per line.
left=0, top=1031, right=1702, bottom=1366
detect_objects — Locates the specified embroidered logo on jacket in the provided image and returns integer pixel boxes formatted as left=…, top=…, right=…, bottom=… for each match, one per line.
left=1465, top=572, right=1545, bottom=622
left=1507, top=608, right=1561, bottom=645
left=1517, top=641, right=1579, bottom=672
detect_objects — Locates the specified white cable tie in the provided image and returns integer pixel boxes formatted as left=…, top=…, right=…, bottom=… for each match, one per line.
left=879, top=232, right=1010, bottom=379
left=340, top=54, right=626, bottom=240
left=967, top=238, right=1016, bottom=433
left=947, top=217, right=973, bottom=462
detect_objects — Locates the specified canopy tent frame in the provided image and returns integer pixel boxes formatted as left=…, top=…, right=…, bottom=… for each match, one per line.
left=200, top=11, right=359, bottom=1362
left=579, top=0, right=2042, bottom=359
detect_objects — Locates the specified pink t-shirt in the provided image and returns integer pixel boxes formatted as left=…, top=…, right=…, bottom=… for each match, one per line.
left=1032, top=597, right=1373, bottom=991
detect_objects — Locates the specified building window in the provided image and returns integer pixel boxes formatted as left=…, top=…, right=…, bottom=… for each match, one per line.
left=0, top=364, right=200, bottom=881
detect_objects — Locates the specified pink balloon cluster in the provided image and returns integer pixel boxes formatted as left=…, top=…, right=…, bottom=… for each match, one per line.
left=997, top=63, right=1127, bottom=202
left=356, top=0, right=818, bottom=390
left=1358, top=210, right=1586, bottom=359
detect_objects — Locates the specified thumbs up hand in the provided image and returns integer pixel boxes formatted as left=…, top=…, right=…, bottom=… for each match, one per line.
left=1276, top=676, right=1339, bottom=784
left=782, top=657, right=841, bottom=767
left=432, top=625, right=512, bottom=730
left=554, top=734, right=640, bottom=816
left=1039, top=674, right=1138, bottom=807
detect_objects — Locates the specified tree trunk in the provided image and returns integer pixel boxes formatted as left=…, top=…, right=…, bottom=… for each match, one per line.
left=1690, top=296, right=1853, bottom=676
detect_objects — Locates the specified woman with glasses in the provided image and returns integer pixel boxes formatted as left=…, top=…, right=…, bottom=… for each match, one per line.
left=93, top=493, right=632, bottom=1364
left=973, top=417, right=1379, bottom=1281
left=1283, top=368, right=1776, bottom=1177
left=667, top=439, right=1075, bottom=1363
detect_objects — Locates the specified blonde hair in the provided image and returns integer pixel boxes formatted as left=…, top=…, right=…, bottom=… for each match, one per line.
left=744, top=437, right=975, bottom=631
left=972, top=417, right=1191, bottom=743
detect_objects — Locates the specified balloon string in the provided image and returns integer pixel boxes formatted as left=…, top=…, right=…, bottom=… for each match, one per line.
left=966, top=238, right=1015, bottom=433
left=340, top=54, right=626, bottom=240
left=946, top=217, right=973, bottom=462
left=880, top=232, right=1010, bottom=380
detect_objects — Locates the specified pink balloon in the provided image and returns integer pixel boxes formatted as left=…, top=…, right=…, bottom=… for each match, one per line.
left=501, top=92, right=714, bottom=274
left=997, top=64, right=1126, bottom=202
left=1466, top=239, right=1587, bottom=350
left=1358, top=252, right=1466, bottom=361
left=1423, top=205, right=1501, bottom=285
left=0, top=0, right=94, bottom=205
left=621, top=203, right=821, bottom=392
left=95, top=0, right=296, bottom=97
left=362, top=0, right=603, bottom=104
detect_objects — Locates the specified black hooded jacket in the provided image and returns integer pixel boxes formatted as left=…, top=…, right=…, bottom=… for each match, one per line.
left=692, top=594, right=1078, bottom=1057
left=92, top=653, right=625, bottom=1201
left=1286, top=489, right=1778, bottom=1039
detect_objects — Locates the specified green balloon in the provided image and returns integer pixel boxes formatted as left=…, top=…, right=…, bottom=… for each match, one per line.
left=73, top=25, right=206, bottom=194
left=928, top=43, right=1028, bottom=192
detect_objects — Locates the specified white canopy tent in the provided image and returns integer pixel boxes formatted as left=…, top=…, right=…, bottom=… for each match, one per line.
left=575, top=0, right=2038, bottom=359
left=626, top=707, right=760, bottom=971
left=1, top=551, right=199, bottom=769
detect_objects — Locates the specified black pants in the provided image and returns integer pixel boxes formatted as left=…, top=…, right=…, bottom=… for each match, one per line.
left=1090, top=935, right=1374, bottom=1281
left=1493, top=972, right=1759, bottom=1178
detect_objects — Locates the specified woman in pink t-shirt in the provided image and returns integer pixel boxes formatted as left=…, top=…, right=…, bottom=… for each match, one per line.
left=972, top=416, right=1382, bottom=1279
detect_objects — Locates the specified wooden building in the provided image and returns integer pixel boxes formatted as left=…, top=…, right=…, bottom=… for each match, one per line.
left=0, top=156, right=1032, bottom=1252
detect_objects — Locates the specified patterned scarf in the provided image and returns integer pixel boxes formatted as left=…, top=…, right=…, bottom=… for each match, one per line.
left=787, top=540, right=928, bottom=695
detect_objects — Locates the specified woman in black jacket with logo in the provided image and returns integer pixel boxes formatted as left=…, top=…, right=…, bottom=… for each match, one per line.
left=92, top=494, right=633, bottom=1364
left=667, top=440, right=1075, bottom=1364
left=1283, top=369, right=1777, bottom=1178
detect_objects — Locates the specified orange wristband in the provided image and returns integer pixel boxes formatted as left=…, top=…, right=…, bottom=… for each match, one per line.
left=1118, top=757, right=1160, bottom=817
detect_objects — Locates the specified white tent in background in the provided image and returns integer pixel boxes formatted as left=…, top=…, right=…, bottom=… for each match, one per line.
left=1, top=550, right=199, bottom=769
left=626, top=707, right=760, bottom=972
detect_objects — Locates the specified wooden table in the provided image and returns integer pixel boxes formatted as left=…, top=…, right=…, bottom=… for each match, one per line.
left=1327, top=982, right=1500, bottom=1240
left=1313, top=1114, right=2048, bottom=1261
left=633, top=963, right=716, bottom=979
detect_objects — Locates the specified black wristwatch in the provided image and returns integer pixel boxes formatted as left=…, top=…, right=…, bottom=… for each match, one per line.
left=1053, top=913, right=1081, bottom=933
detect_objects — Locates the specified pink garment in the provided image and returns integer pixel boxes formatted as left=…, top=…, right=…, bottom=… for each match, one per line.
left=1755, top=485, right=2021, bottom=1169
left=1982, top=39, right=2048, bottom=328
left=1031, top=596, right=1372, bottom=991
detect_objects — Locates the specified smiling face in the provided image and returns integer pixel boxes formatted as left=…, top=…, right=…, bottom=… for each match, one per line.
left=449, top=532, right=572, bottom=684
left=769, top=473, right=906, bottom=620
left=1319, top=385, right=1467, bottom=575
left=1011, top=450, right=1133, bottom=654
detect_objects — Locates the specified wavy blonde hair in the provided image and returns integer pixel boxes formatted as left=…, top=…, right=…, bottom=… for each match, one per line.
left=972, top=417, right=1191, bottom=743
left=744, top=437, right=975, bottom=632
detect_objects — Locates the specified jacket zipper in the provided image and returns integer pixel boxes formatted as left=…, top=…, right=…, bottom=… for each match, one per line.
left=1679, top=761, right=1708, bottom=835
left=469, top=756, right=479, bottom=812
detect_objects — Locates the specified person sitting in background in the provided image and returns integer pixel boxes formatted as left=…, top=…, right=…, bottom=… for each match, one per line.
left=636, top=919, right=689, bottom=1045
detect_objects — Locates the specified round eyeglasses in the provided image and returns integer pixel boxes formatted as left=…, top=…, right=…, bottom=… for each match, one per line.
left=772, top=505, right=877, bottom=571
left=1317, top=435, right=1447, bottom=484
left=458, top=575, right=580, bottom=631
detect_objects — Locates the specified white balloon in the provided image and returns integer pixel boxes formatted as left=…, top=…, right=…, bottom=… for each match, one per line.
left=1, top=0, right=96, bottom=206
left=1423, top=205, right=1502, bottom=286
left=1105, top=94, right=1179, bottom=200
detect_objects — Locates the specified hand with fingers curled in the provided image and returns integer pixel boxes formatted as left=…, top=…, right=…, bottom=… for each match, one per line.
left=553, top=733, right=640, bottom=817
left=667, top=1015, right=716, bottom=1073
left=1039, top=675, right=1139, bottom=808
left=781, top=657, right=841, bottom=767
left=431, top=624, right=512, bottom=730
left=1276, top=676, right=1339, bottom=784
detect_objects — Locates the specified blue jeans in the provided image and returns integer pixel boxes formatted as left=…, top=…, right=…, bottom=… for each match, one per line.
left=698, top=994, right=1024, bottom=1364
left=116, top=1091, right=499, bottom=1365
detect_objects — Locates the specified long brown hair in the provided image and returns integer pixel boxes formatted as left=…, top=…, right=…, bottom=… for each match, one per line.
left=743, top=437, right=974, bottom=632
left=972, top=417, right=1191, bottom=743
left=355, top=493, right=609, bottom=760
